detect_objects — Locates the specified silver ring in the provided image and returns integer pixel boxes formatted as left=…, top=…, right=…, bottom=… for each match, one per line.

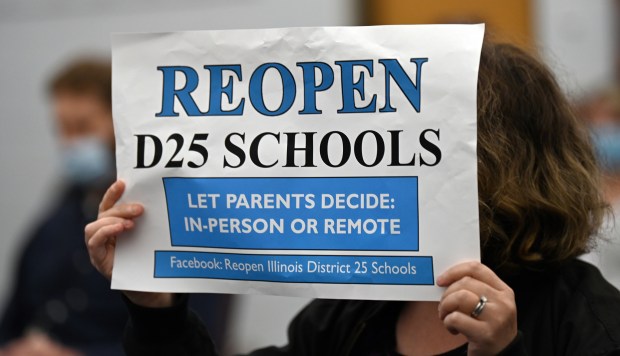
left=470, top=295, right=488, bottom=318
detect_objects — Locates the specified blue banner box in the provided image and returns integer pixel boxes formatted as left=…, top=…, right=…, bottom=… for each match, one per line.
left=162, top=176, right=419, bottom=251
left=155, top=251, right=434, bottom=285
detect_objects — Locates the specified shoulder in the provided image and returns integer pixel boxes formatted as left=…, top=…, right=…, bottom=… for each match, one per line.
left=29, top=185, right=83, bottom=233
left=558, top=259, right=620, bottom=338
left=516, top=259, right=620, bottom=355
left=558, top=259, right=620, bottom=307
left=26, top=186, right=83, bottom=239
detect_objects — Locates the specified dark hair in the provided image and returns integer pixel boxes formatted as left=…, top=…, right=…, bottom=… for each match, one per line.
left=477, top=43, right=608, bottom=273
left=48, top=58, right=111, bottom=106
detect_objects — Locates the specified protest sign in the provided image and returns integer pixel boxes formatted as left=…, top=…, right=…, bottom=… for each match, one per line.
left=111, top=24, right=484, bottom=301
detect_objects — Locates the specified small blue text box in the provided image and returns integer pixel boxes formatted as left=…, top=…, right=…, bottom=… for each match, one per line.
left=155, top=251, right=434, bottom=285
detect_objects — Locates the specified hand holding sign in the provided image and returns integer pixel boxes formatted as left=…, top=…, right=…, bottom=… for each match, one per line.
left=85, top=181, right=174, bottom=308
left=437, top=261, right=518, bottom=355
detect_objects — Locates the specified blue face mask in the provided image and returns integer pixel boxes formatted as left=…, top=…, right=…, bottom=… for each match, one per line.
left=591, top=124, right=620, bottom=173
left=61, top=137, right=113, bottom=186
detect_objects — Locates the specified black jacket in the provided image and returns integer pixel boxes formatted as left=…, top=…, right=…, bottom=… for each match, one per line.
left=123, top=259, right=620, bottom=355
left=0, top=185, right=128, bottom=355
left=0, top=185, right=233, bottom=356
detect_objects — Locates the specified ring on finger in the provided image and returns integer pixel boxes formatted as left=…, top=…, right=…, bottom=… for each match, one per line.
left=470, top=295, right=488, bottom=318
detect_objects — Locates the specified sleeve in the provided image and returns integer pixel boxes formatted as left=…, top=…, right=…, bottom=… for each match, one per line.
left=122, top=294, right=218, bottom=356
left=122, top=296, right=337, bottom=356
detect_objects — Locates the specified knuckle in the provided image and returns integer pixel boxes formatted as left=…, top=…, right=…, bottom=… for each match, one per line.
left=455, top=289, right=469, bottom=303
left=445, top=311, right=460, bottom=324
left=443, top=312, right=455, bottom=325
left=467, top=260, right=479, bottom=269
left=506, top=286, right=515, bottom=298
left=472, top=262, right=484, bottom=274
left=84, top=223, right=93, bottom=237
left=437, top=301, right=449, bottom=314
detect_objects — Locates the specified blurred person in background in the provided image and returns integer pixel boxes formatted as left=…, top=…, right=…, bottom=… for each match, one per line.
left=582, top=87, right=620, bottom=289
left=0, top=59, right=232, bottom=356
left=0, top=59, right=124, bottom=356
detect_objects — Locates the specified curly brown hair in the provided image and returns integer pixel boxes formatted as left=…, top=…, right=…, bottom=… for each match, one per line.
left=477, top=43, right=608, bottom=273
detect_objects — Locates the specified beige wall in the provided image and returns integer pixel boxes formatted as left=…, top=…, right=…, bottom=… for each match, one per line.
left=364, top=0, right=533, bottom=48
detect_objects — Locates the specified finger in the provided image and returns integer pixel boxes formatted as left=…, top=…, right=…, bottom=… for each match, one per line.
left=443, top=311, right=486, bottom=341
left=438, top=289, right=480, bottom=320
left=85, top=217, right=133, bottom=242
left=441, top=275, right=498, bottom=303
left=99, top=180, right=125, bottom=214
left=97, top=203, right=144, bottom=220
left=86, top=223, right=124, bottom=264
left=437, top=261, right=508, bottom=290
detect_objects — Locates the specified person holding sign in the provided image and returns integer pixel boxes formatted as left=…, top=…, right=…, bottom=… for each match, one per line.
left=85, top=42, right=620, bottom=355
left=0, top=59, right=125, bottom=356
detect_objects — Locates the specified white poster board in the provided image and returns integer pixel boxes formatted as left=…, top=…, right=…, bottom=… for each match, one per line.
left=111, top=24, right=483, bottom=301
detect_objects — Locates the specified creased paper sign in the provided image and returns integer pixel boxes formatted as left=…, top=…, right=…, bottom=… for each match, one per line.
left=111, top=24, right=484, bottom=301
